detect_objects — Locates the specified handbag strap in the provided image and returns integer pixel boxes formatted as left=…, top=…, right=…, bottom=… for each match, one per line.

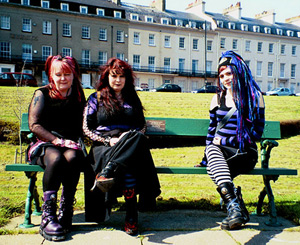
left=216, top=105, right=236, bottom=133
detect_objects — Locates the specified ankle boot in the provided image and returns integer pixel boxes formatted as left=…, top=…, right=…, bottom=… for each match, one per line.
left=58, top=187, right=76, bottom=233
left=91, top=162, right=119, bottom=192
left=123, top=188, right=138, bottom=236
left=235, top=186, right=250, bottom=223
left=217, top=182, right=247, bottom=230
left=39, top=191, right=65, bottom=241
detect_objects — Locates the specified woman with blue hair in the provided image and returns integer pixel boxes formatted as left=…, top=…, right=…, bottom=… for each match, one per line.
left=200, top=51, right=265, bottom=230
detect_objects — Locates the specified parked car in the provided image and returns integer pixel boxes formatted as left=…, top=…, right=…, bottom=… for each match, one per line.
left=0, top=72, right=37, bottom=87
left=266, top=87, right=294, bottom=96
left=191, top=85, right=219, bottom=93
left=151, top=84, right=182, bottom=92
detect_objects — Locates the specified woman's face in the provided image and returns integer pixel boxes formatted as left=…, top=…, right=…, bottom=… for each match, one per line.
left=51, top=61, right=73, bottom=95
left=108, top=70, right=125, bottom=94
left=219, top=66, right=233, bottom=90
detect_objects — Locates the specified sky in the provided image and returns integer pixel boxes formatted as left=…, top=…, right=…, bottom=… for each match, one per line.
left=123, top=0, right=300, bottom=23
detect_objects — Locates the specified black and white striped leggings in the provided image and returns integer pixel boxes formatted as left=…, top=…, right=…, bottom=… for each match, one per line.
left=205, top=144, right=257, bottom=186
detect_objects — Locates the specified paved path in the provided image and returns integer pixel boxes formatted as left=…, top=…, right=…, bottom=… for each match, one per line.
left=1, top=210, right=300, bottom=244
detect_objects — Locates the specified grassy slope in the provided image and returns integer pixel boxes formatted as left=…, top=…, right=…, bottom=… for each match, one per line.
left=0, top=87, right=299, bottom=228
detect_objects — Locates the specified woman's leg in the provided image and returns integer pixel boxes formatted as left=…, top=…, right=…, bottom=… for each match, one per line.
left=38, top=147, right=66, bottom=241
left=205, top=144, right=247, bottom=230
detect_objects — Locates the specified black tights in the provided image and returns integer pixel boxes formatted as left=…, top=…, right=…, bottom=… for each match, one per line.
left=38, top=147, right=82, bottom=192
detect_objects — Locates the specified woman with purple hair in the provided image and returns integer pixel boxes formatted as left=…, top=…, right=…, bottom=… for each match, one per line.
left=200, top=51, right=265, bottom=230
left=28, top=55, right=86, bottom=241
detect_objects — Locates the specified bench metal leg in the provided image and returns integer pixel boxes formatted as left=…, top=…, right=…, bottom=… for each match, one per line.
left=19, top=173, right=40, bottom=228
left=32, top=184, right=42, bottom=216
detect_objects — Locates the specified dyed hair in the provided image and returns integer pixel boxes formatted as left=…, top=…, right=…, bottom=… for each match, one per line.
left=96, top=58, right=143, bottom=114
left=218, top=51, right=263, bottom=150
left=45, top=55, right=84, bottom=102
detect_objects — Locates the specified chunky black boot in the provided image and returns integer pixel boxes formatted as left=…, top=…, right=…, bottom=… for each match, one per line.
left=91, top=162, right=118, bottom=192
left=58, top=187, right=76, bottom=233
left=235, top=186, right=250, bottom=223
left=39, top=191, right=65, bottom=241
left=217, top=182, right=247, bottom=230
left=123, top=188, right=138, bottom=236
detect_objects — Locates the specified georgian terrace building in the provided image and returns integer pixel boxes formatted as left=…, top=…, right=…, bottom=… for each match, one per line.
left=1, top=0, right=300, bottom=93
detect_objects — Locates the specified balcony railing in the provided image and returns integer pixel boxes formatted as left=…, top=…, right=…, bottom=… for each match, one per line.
left=0, top=56, right=218, bottom=78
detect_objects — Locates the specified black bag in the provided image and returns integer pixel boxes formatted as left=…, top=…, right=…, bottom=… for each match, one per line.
left=217, top=145, right=247, bottom=161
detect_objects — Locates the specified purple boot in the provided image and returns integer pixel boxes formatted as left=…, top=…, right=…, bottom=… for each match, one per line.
left=58, top=187, right=76, bottom=233
left=39, top=191, right=65, bottom=241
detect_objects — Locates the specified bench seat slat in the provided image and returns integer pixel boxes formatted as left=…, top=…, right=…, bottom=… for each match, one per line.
left=5, top=164, right=297, bottom=176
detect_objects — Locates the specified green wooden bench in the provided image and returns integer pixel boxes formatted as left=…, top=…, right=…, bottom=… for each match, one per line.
left=5, top=114, right=298, bottom=228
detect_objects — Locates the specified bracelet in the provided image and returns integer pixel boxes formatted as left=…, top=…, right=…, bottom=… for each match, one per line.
left=104, top=136, right=111, bottom=146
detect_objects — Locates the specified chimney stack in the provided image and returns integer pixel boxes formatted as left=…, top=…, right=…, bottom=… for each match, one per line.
left=151, top=0, right=166, bottom=12
left=112, top=0, right=121, bottom=5
left=255, top=10, right=276, bottom=24
left=186, top=0, right=206, bottom=13
left=223, top=2, right=242, bottom=19
left=285, top=15, right=300, bottom=27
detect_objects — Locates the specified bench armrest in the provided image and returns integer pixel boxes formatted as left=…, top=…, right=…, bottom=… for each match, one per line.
left=260, top=139, right=279, bottom=168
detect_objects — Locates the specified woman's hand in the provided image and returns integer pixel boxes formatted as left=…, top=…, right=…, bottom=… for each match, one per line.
left=52, top=137, right=81, bottom=149
left=109, top=131, right=129, bottom=146
left=213, top=137, right=221, bottom=145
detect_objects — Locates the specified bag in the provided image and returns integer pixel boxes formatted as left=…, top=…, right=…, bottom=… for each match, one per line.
left=217, top=145, right=247, bottom=161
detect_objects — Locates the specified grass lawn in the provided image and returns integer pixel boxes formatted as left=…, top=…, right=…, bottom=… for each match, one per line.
left=0, top=87, right=299, bottom=230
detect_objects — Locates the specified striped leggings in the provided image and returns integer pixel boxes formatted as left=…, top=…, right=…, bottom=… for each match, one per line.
left=205, top=144, right=257, bottom=186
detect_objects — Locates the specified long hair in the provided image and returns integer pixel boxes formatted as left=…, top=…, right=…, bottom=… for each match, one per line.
left=217, top=51, right=263, bottom=150
left=96, top=58, right=143, bottom=114
left=45, top=55, right=85, bottom=102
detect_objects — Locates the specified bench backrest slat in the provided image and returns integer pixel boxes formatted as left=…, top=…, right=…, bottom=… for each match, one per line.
left=20, top=113, right=281, bottom=139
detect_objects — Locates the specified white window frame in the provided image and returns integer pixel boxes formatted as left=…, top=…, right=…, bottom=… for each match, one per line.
left=99, top=28, right=107, bottom=41
left=116, top=53, right=124, bottom=61
left=228, top=22, right=235, bottom=30
left=292, top=46, right=296, bottom=56
left=82, top=26, right=90, bottom=39
left=291, top=64, right=296, bottom=78
left=145, top=16, right=153, bottom=23
left=256, top=61, right=262, bottom=77
left=280, top=63, right=285, bottom=78
left=193, top=39, right=198, bottom=50
left=82, top=50, right=90, bottom=65
left=1, top=16, right=10, bottom=30
left=133, top=54, right=140, bottom=69
left=164, top=57, right=171, bottom=72
left=245, top=40, right=251, bottom=52
left=41, top=0, right=49, bottom=8
left=149, top=34, right=155, bottom=46
left=232, top=39, right=238, bottom=50
left=268, top=62, right=273, bottom=77
left=42, top=45, right=52, bottom=61
left=131, top=13, right=138, bottom=21
left=220, top=38, right=226, bottom=49
left=164, top=36, right=171, bottom=48
left=189, top=21, right=196, bottom=28
left=192, top=59, right=198, bottom=73
left=257, top=42, right=263, bottom=52
left=148, top=56, right=155, bottom=72
left=116, top=30, right=124, bottom=43
left=99, top=51, right=107, bottom=66
left=281, top=44, right=286, bottom=55
left=175, top=19, right=183, bottom=27
left=253, top=25, right=260, bottom=32
left=114, top=11, right=122, bottom=18
left=264, top=27, right=271, bottom=34
left=97, top=8, right=104, bottom=16
left=179, top=37, right=185, bottom=49
left=277, top=29, right=283, bottom=35
left=207, top=40, right=212, bottom=51
left=241, top=24, right=248, bottom=31
left=22, top=0, right=30, bottom=5
left=43, top=20, right=51, bottom=34
left=0, top=41, right=11, bottom=59
left=179, top=58, right=185, bottom=72
left=22, top=43, right=32, bottom=61
left=80, top=6, right=88, bottom=14
left=22, top=18, right=31, bottom=32
left=62, top=23, right=71, bottom=37
left=161, top=18, right=169, bottom=25
left=62, top=47, right=72, bottom=57
left=133, top=32, right=140, bottom=44
left=217, top=21, right=223, bottom=28
left=269, top=43, right=274, bottom=53
left=61, top=3, right=69, bottom=11
left=287, top=30, right=294, bottom=37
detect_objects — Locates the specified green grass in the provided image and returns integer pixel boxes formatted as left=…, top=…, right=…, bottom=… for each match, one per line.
left=0, top=87, right=300, bottom=229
